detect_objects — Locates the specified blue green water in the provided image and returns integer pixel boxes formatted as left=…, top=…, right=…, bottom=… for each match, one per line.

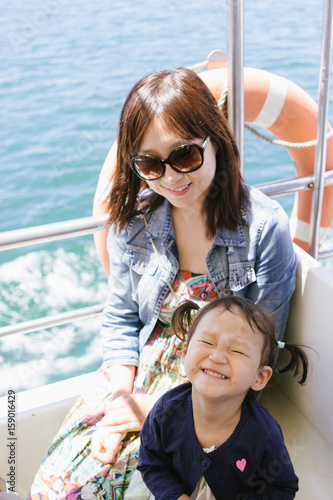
left=0, top=0, right=332, bottom=395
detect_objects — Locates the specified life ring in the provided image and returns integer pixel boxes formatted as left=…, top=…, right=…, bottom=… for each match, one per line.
left=200, top=66, right=333, bottom=253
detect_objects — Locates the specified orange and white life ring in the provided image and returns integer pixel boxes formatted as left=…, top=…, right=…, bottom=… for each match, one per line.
left=200, top=66, right=333, bottom=253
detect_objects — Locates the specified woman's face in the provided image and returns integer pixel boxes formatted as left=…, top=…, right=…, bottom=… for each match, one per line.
left=138, top=117, right=217, bottom=212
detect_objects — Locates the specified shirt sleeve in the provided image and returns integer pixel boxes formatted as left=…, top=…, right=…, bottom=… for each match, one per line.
left=247, top=429, right=299, bottom=499
left=247, top=203, right=297, bottom=340
left=100, top=227, right=142, bottom=367
left=138, top=402, right=189, bottom=500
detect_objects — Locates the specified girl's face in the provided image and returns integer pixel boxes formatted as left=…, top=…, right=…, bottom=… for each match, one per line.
left=182, top=307, right=272, bottom=403
left=138, top=117, right=217, bottom=212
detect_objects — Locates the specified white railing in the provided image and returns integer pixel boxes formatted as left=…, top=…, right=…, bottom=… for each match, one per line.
left=0, top=172, right=333, bottom=339
left=1, top=174, right=333, bottom=252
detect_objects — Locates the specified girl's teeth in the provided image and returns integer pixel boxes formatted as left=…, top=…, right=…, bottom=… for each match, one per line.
left=204, top=369, right=226, bottom=379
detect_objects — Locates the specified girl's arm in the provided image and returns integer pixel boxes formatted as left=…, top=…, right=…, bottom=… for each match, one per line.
left=138, top=404, right=190, bottom=500
left=247, top=429, right=299, bottom=499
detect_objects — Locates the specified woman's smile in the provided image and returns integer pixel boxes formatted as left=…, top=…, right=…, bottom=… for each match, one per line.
left=164, top=182, right=192, bottom=196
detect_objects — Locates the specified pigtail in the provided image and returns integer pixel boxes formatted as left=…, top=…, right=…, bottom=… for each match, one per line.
left=276, top=343, right=309, bottom=385
left=171, top=300, right=200, bottom=341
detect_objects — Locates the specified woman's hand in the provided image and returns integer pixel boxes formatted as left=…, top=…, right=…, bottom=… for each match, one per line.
left=91, top=429, right=126, bottom=464
left=91, top=394, right=156, bottom=464
left=96, top=393, right=156, bottom=434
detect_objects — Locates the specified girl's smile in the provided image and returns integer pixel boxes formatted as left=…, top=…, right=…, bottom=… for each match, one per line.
left=202, top=368, right=228, bottom=380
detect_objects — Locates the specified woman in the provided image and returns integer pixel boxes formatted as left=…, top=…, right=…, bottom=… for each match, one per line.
left=28, top=68, right=296, bottom=499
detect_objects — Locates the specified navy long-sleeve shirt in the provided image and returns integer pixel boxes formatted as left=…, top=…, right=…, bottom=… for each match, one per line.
left=138, top=383, right=298, bottom=500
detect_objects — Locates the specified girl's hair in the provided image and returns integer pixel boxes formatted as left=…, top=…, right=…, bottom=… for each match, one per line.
left=172, top=297, right=309, bottom=385
left=108, top=67, right=249, bottom=237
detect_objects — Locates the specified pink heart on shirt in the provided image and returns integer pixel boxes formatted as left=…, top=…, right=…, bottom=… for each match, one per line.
left=236, top=458, right=247, bottom=472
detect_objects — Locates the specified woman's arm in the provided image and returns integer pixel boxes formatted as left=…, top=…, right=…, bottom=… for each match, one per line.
left=108, top=364, right=136, bottom=399
left=100, top=223, right=142, bottom=367
left=93, top=141, right=117, bottom=275
left=92, top=222, right=161, bottom=463
left=247, top=201, right=297, bottom=339
left=91, top=363, right=157, bottom=464
left=90, top=364, right=136, bottom=464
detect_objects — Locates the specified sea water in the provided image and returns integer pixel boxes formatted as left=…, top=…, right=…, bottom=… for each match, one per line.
left=0, top=0, right=332, bottom=395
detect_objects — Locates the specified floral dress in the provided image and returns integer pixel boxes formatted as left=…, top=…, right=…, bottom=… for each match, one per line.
left=28, top=272, right=218, bottom=500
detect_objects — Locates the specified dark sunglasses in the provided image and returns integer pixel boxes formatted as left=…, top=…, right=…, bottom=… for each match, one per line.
left=130, top=137, right=209, bottom=180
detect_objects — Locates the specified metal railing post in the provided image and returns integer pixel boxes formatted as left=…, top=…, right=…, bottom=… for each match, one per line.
left=309, top=0, right=333, bottom=258
left=226, top=0, right=244, bottom=174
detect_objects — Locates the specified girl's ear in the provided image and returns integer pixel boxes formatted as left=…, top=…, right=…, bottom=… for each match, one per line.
left=251, top=365, right=273, bottom=392
left=181, top=342, right=188, bottom=362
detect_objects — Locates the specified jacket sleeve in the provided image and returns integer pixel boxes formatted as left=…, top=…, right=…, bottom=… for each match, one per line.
left=138, top=403, right=189, bottom=500
left=247, top=202, right=297, bottom=340
left=100, top=226, right=142, bottom=367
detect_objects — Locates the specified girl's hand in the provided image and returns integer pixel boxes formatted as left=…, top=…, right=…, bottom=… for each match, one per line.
left=91, top=429, right=126, bottom=464
left=97, top=394, right=157, bottom=434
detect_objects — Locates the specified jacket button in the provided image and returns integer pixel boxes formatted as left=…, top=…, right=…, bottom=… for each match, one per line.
left=201, top=460, right=208, bottom=467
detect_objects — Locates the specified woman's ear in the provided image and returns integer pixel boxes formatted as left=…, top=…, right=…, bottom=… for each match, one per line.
left=211, top=138, right=219, bottom=154
left=251, top=365, right=273, bottom=392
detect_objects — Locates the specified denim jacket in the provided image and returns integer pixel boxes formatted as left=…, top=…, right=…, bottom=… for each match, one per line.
left=101, top=186, right=297, bottom=367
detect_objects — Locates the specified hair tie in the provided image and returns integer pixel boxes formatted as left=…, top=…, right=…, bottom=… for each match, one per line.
left=276, top=340, right=285, bottom=349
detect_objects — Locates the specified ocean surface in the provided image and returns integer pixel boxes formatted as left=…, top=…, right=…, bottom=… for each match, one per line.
left=1, top=0, right=332, bottom=396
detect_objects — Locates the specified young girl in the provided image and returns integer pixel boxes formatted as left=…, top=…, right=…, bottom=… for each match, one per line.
left=138, top=296, right=309, bottom=500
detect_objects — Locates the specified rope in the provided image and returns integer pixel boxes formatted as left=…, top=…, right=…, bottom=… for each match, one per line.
left=245, top=124, right=333, bottom=148
left=218, top=82, right=333, bottom=149
left=187, top=60, right=208, bottom=71
left=218, top=81, right=228, bottom=109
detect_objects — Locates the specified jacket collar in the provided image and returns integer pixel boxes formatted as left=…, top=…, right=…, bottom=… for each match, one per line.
left=142, top=194, right=247, bottom=247
left=215, top=223, right=246, bottom=247
left=142, top=198, right=174, bottom=240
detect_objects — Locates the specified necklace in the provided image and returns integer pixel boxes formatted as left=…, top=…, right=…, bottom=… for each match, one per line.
left=138, top=198, right=178, bottom=300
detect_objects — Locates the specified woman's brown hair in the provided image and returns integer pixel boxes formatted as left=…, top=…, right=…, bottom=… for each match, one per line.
left=108, top=67, right=249, bottom=237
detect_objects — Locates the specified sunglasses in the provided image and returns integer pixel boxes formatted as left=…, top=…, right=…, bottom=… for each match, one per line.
left=130, top=137, right=209, bottom=181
